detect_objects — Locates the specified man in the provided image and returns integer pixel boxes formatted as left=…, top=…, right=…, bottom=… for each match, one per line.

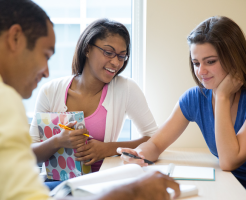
left=0, top=0, right=180, bottom=200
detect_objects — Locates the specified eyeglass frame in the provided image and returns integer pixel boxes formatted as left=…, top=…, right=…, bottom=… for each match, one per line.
left=91, top=44, right=129, bottom=61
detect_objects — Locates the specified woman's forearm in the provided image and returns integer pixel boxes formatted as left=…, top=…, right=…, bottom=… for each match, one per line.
left=135, top=140, right=161, bottom=162
left=215, top=96, right=241, bottom=170
left=104, top=136, right=150, bottom=157
left=106, top=136, right=160, bottom=162
left=31, top=136, right=61, bottom=163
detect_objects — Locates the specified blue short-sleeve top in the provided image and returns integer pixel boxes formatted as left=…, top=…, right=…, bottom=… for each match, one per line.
left=179, top=86, right=246, bottom=183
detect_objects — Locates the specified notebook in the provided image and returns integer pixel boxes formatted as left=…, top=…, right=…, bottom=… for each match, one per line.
left=50, top=164, right=199, bottom=199
left=143, top=164, right=215, bottom=181
left=36, top=111, right=91, bottom=181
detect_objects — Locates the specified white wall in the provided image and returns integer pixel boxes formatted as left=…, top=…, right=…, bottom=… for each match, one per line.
left=145, top=0, right=246, bottom=148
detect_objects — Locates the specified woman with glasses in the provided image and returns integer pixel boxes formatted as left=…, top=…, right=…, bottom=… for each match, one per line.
left=29, top=18, right=157, bottom=189
left=118, top=16, right=246, bottom=189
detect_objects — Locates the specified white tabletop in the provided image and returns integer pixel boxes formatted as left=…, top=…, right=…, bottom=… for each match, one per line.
left=100, top=148, right=246, bottom=200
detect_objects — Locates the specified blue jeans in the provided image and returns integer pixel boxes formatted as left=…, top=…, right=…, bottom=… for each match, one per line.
left=44, top=179, right=63, bottom=191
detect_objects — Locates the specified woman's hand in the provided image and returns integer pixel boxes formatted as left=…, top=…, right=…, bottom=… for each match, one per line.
left=55, top=121, right=89, bottom=149
left=74, top=139, right=109, bottom=165
left=216, top=74, right=243, bottom=99
left=117, top=147, right=148, bottom=167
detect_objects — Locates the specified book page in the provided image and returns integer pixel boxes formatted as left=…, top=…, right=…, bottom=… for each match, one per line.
left=173, top=166, right=214, bottom=180
left=73, top=177, right=138, bottom=197
left=143, top=165, right=214, bottom=180
left=67, top=164, right=144, bottom=191
left=142, top=165, right=169, bottom=174
left=168, top=184, right=198, bottom=199
left=74, top=180, right=198, bottom=199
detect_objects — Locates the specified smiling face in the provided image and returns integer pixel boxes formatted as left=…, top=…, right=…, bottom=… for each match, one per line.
left=190, top=43, right=227, bottom=90
left=84, top=34, right=127, bottom=84
left=2, top=20, right=55, bottom=99
left=18, top=21, right=55, bottom=98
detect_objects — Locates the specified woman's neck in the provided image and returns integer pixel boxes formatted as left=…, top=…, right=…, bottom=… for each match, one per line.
left=73, top=70, right=105, bottom=96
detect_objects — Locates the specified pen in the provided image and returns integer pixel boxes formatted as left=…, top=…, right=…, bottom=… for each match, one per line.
left=122, top=152, right=154, bottom=165
left=58, top=123, right=93, bottom=138
left=167, top=163, right=175, bottom=176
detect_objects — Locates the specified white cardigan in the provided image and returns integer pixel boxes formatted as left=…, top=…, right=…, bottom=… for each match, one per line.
left=30, top=75, right=158, bottom=143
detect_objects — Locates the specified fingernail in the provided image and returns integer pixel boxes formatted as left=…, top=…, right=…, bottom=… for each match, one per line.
left=116, top=148, right=121, bottom=154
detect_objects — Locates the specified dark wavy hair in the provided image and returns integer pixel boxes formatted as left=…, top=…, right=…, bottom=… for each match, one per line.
left=0, top=0, right=51, bottom=50
left=187, top=16, right=246, bottom=89
left=72, top=18, right=130, bottom=76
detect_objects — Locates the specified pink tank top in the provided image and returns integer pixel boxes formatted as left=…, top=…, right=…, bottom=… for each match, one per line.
left=65, top=78, right=108, bottom=172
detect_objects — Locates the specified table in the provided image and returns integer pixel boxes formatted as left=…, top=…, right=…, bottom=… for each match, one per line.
left=100, top=148, right=246, bottom=200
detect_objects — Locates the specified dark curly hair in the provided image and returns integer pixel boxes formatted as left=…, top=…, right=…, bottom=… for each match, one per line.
left=0, top=0, right=51, bottom=50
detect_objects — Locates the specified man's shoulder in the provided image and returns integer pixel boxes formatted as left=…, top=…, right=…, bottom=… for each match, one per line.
left=0, top=81, right=28, bottom=128
left=0, top=81, right=22, bottom=106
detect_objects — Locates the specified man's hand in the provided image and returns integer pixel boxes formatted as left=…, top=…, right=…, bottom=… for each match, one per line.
left=99, top=171, right=180, bottom=200
left=128, top=171, right=180, bottom=200
left=58, top=171, right=180, bottom=200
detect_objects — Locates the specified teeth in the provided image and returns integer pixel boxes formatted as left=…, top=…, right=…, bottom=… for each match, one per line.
left=105, top=68, right=116, bottom=73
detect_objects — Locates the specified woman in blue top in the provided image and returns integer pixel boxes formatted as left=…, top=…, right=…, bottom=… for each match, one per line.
left=118, top=16, right=246, bottom=188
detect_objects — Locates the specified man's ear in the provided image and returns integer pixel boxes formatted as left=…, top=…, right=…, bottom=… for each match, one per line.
left=7, top=24, right=25, bottom=52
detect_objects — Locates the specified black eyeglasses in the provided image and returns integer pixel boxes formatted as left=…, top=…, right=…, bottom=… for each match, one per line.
left=92, top=44, right=128, bottom=61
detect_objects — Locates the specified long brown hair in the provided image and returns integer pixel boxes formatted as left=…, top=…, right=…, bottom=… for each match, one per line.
left=187, top=16, right=246, bottom=89
left=72, top=18, right=130, bottom=76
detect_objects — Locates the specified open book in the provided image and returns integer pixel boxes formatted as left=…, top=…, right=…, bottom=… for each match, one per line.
left=50, top=164, right=199, bottom=199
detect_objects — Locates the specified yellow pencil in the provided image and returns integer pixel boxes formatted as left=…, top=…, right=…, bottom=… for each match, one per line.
left=58, top=123, right=75, bottom=130
left=58, top=123, right=93, bottom=138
